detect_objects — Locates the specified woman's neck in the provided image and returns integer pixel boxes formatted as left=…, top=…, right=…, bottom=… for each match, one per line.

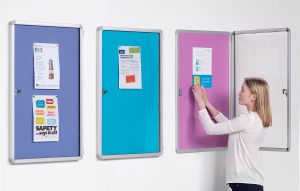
left=246, top=104, right=255, bottom=112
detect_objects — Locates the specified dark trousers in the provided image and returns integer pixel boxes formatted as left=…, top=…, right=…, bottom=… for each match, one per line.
left=229, top=183, right=263, bottom=191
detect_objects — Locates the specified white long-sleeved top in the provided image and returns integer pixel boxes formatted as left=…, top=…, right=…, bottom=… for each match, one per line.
left=198, top=109, right=267, bottom=186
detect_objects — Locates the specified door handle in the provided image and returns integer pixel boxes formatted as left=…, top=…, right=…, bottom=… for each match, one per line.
left=14, top=89, right=21, bottom=96
left=282, top=89, right=288, bottom=98
left=102, top=89, right=108, bottom=96
left=179, top=88, right=182, bottom=96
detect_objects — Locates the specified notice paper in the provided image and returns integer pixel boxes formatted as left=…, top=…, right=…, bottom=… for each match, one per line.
left=118, top=46, right=142, bottom=89
left=32, top=95, right=59, bottom=142
left=192, top=47, right=213, bottom=88
left=33, top=43, right=60, bottom=89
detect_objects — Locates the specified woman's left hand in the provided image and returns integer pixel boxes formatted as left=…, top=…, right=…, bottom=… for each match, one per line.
left=192, top=85, right=205, bottom=109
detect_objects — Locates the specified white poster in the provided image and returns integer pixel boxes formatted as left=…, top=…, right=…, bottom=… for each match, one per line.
left=33, top=43, right=60, bottom=89
left=192, top=47, right=213, bottom=88
left=32, top=95, right=59, bottom=142
left=192, top=47, right=212, bottom=75
left=118, top=46, right=142, bottom=89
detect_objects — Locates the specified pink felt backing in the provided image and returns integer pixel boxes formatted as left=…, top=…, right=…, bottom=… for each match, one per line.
left=177, top=31, right=230, bottom=151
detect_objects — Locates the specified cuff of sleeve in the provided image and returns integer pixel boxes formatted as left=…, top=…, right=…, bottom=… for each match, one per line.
left=198, top=109, right=207, bottom=114
left=214, top=113, right=223, bottom=120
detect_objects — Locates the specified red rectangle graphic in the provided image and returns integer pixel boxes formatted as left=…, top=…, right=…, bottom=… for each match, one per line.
left=46, top=99, right=54, bottom=104
left=126, top=75, right=136, bottom=83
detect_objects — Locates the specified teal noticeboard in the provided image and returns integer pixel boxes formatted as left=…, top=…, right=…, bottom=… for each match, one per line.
left=96, top=27, right=162, bottom=159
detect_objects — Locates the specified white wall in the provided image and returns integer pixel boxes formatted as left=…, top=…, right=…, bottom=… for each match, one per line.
left=0, top=0, right=298, bottom=191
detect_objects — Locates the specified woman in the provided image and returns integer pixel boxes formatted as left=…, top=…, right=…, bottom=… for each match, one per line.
left=192, top=77, right=272, bottom=191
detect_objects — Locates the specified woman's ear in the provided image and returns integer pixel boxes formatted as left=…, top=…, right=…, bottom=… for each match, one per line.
left=251, top=94, right=257, bottom=102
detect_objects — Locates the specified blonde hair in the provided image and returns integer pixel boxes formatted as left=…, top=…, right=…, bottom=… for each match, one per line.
left=244, top=77, right=272, bottom=128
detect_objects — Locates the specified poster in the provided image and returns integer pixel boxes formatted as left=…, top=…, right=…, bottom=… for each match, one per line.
left=118, top=46, right=142, bottom=89
left=32, top=95, right=59, bottom=142
left=192, top=47, right=213, bottom=88
left=33, top=43, right=60, bottom=89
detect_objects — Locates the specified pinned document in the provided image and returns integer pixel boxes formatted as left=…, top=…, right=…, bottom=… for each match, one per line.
left=192, top=47, right=212, bottom=88
left=118, top=46, right=142, bottom=89
left=32, top=95, right=59, bottom=142
left=33, top=43, right=60, bottom=89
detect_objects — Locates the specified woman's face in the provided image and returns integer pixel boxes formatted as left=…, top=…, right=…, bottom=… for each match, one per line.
left=238, top=83, right=256, bottom=106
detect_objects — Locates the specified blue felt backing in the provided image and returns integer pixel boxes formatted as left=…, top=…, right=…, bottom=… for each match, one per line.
left=14, top=24, right=81, bottom=159
left=101, top=30, right=160, bottom=156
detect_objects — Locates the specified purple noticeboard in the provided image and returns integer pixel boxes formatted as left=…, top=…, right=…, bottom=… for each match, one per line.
left=176, top=30, right=230, bottom=152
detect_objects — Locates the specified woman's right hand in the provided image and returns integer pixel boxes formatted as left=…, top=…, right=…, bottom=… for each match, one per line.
left=197, top=85, right=220, bottom=118
left=200, top=85, right=210, bottom=107
left=192, top=85, right=205, bottom=109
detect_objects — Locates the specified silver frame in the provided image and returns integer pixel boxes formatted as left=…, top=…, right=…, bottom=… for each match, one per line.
left=96, top=26, right=163, bottom=160
left=233, top=28, right=291, bottom=152
left=9, top=20, right=84, bottom=164
left=175, top=30, right=233, bottom=153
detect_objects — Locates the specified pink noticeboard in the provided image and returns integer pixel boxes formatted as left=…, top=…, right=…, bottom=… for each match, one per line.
left=176, top=30, right=230, bottom=152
